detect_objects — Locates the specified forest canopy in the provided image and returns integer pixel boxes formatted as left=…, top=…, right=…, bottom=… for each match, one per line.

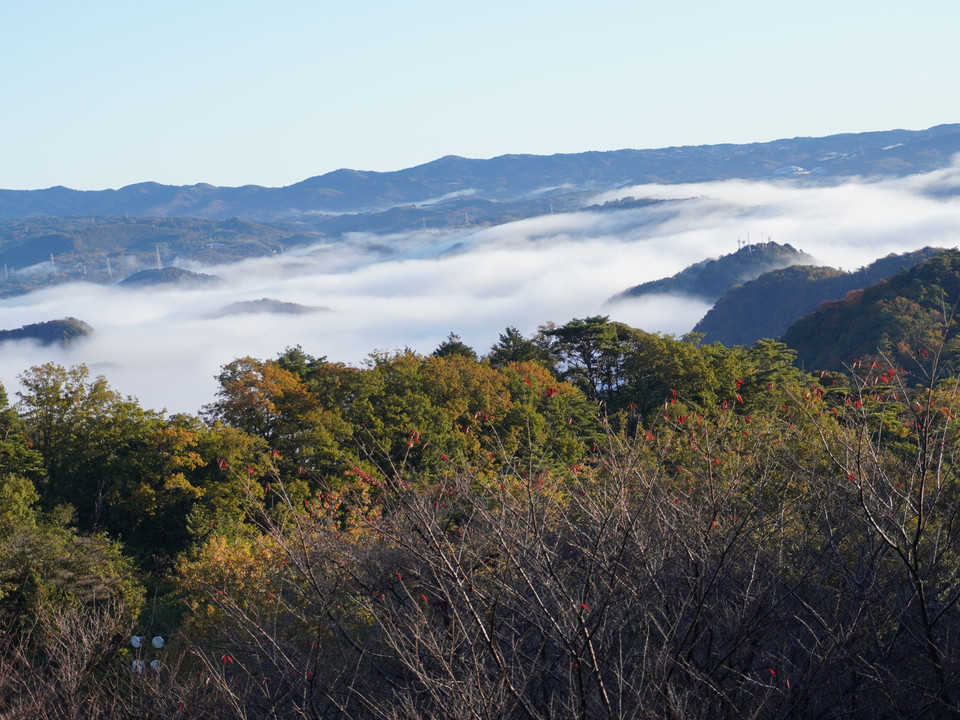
left=1, top=299, right=960, bottom=718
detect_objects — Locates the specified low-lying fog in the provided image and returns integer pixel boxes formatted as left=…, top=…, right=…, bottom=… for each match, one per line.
left=3, top=164, right=960, bottom=415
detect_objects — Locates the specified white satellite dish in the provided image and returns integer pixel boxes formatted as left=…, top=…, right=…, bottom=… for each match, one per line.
left=131, top=636, right=143, bottom=649
left=151, top=659, right=161, bottom=672
left=132, top=659, right=145, bottom=673
left=151, top=636, right=165, bottom=649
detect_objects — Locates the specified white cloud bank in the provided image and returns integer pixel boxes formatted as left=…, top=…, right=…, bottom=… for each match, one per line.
left=2, top=166, right=960, bottom=415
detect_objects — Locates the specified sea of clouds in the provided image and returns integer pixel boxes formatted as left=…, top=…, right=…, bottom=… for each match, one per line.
left=2, top=163, right=960, bottom=415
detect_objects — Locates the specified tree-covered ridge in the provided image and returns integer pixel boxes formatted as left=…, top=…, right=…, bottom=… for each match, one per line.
left=118, top=266, right=224, bottom=288
left=608, top=241, right=815, bottom=303
left=783, top=249, right=960, bottom=371
left=694, top=247, right=946, bottom=345
left=3, top=306, right=960, bottom=716
left=0, top=317, right=92, bottom=345
left=209, top=298, right=328, bottom=317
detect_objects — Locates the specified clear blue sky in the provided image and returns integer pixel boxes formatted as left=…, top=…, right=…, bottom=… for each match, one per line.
left=2, top=0, right=958, bottom=191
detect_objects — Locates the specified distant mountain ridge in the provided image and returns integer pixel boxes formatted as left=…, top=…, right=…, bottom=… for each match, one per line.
left=608, top=241, right=815, bottom=304
left=210, top=298, right=328, bottom=317
left=2, top=124, right=959, bottom=224
left=119, top=267, right=224, bottom=288
left=0, top=216, right=316, bottom=297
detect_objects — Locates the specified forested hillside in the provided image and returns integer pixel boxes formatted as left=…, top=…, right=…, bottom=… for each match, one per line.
left=694, top=247, right=945, bottom=345
left=784, top=249, right=960, bottom=371
left=2, top=302, right=960, bottom=718
left=0, top=317, right=92, bottom=346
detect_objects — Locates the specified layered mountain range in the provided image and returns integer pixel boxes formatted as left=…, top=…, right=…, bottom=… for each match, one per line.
left=4, top=124, right=959, bottom=223
left=3, top=124, right=960, bottom=371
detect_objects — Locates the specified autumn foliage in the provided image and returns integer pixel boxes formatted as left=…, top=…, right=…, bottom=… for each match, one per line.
left=1, top=317, right=960, bottom=718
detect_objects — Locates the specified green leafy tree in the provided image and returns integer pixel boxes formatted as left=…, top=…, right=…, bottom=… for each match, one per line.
left=543, top=315, right=635, bottom=403
left=432, top=332, right=478, bottom=361
left=205, top=356, right=352, bottom=482
left=16, top=364, right=165, bottom=533
left=487, top=326, right=551, bottom=369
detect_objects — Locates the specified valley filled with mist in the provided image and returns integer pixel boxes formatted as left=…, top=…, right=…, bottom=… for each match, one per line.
left=4, top=129, right=960, bottom=413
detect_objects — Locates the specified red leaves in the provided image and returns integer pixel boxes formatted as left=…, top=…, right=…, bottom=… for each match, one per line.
left=222, top=655, right=233, bottom=665
left=580, top=602, right=589, bottom=611
left=524, top=376, right=532, bottom=386
left=217, top=459, right=228, bottom=470
left=396, top=572, right=402, bottom=581
left=440, top=453, right=449, bottom=462
left=546, top=387, right=559, bottom=398
left=735, top=393, right=744, bottom=404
